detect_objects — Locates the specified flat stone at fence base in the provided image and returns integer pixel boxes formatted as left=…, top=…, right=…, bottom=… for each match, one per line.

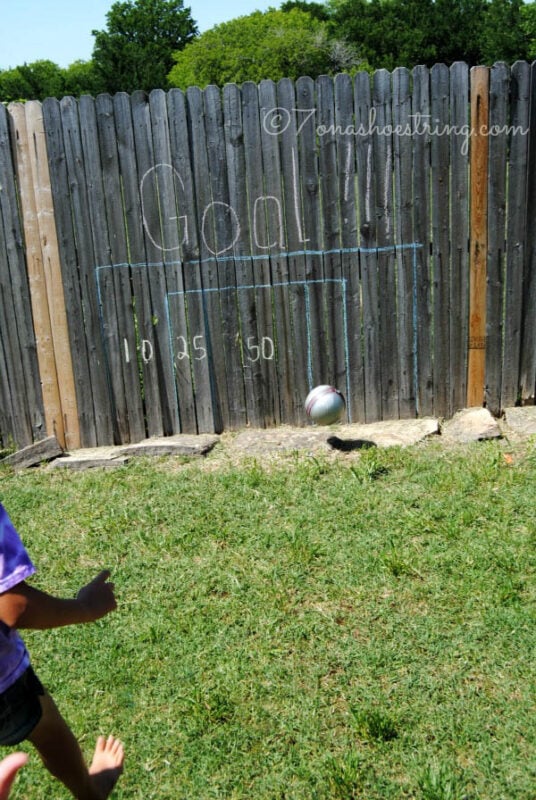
left=2, top=435, right=63, bottom=470
left=231, top=418, right=439, bottom=454
left=50, top=454, right=130, bottom=470
left=49, top=434, right=219, bottom=470
left=441, top=407, right=501, bottom=443
left=335, top=418, right=439, bottom=448
left=503, top=406, right=536, bottom=436
left=119, top=434, right=218, bottom=458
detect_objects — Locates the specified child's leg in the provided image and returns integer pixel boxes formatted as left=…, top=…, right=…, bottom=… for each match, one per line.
left=27, top=692, right=123, bottom=800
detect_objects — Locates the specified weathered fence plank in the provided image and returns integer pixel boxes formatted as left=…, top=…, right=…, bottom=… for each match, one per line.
left=186, top=85, right=227, bottom=432
left=392, top=67, right=416, bottom=419
left=241, top=80, right=280, bottom=427
left=430, top=63, right=451, bottom=417
left=167, top=87, right=216, bottom=433
left=334, top=71, right=363, bottom=422
left=354, top=71, right=381, bottom=422
left=373, top=69, right=398, bottom=420
left=501, top=62, right=531, bottom=408
left=277, top=76, right=311, bottom=423
left=259, top=79, right=296, bottom=423
left=8, top=103, right=68, bottom=448
left=223, top=82, right=264, bottom=428
left=93, top=93, right=146, bottom=443
left=204, top=84, right=247, bottom=430
left=113, top=91, right=159, bottom=439
left=486, top=62, right=509, bottom=415
left=132, top=90, right=180, bottom=437
left=0, top=103, right=44, bottom=448
left=449, top=62, right=470, bottom=413
left=411, top=65, right=433, bottom=418
left=467, top=67, right=489, bottom=408
left=519, top=60, right=536, bottom=404
left=295, top=75, right=324, bottom=396
left=42, top=97, right=108, bottom=446
left=317, top=74, right=347, bottom=416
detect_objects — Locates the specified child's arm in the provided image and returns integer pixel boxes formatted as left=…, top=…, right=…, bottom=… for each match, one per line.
left=0, top=570, right=117, bottom=630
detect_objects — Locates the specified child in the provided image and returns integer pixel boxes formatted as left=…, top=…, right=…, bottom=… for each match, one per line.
left=0, top=502, right=124, bottom=799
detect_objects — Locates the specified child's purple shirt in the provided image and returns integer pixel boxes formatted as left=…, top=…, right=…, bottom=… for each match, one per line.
left=0, top=503, right=36, bottom=693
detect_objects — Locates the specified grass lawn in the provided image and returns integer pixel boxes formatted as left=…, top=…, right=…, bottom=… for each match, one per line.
left=0, top=437, right=534, bottom=799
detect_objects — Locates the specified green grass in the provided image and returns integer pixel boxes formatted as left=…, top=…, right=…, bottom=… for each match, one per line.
left=1, top=438, right=535, bottom=799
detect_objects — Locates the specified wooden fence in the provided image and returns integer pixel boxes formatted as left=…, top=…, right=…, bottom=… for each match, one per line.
left=1, top=61, right=535, bottom=450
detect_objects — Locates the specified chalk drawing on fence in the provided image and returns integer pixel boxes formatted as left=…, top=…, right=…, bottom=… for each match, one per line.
left=94, top=241, right=424, bottom=428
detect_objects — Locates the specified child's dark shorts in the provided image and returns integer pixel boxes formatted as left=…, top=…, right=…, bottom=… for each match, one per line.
left=0, top=666, right=44, bottom=746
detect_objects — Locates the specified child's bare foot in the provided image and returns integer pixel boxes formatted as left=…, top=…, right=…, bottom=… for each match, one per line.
left=89, top=736, right=124, bottom=800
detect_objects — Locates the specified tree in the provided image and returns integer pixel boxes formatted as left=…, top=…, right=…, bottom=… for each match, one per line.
left=327, top=0, right=531, bottom=68
left=521, top=0, right=536, bottom=60
left=280, top=0, right=332, bottom=20
left=167, top=8, right=365, bottom=89
left=92, top=0, right=197, bottom=93
left=0, top=60, right=65, bottom=103
left=62, top=61, right=104, bottom=98
left=479, top=0, right=529, bottom=63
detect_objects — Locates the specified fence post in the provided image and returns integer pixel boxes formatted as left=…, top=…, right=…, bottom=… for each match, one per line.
left=467, top=66, right=489, bottom=407
left=8, top=102, right=80, bottom=450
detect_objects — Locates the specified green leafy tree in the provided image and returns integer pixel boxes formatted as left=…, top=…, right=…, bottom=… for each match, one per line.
left=327, top=0, right=531, bottom=68
left=168, top=8, right=364, bottom=89
left=280, top=0, right=332, bottom=20
left=62, top=61, right=104, bottom=98
left=521, top=0, right=536, bottom=60
left=0, top=60, right=65, bottom=102
left=480, top=0, right=530, bottom=63
left=92, top=0, right=197, bottom=93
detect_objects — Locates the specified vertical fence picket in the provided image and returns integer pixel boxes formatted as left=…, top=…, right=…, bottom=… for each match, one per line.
left=42, top=98, right=99, bottom=446
left=0, top=104, right=43, bottom=447
left=241, top=80, right=280, bottom=427
left=519, top=61, right=536, bottom=404
left=223, top=83, right=263, bottom=428
left=186, top=86, right=226, bottom=433
left=373, top=69, right=398, bottom=419
left=411, top=65, right=433, bottom=418
left=392, top=67, right=416, bottom=419
left=467, top=67, right=490, bottom=408
left=450, top=62, right=470, bottom=413
left=277, top=77, right=311, bottom=422
left=132, top=90, right=180, bottom=436
left=502, top=62, right=531, bottom=408
left=335, top=72, right=363, bottom=422
left=203, top=84, right=247, bottom=430
left=317, top=75, right=347, bottom=410
left=259, top=79, right=296, bottom=423
left=486, top=63, right=509, bottom=415
left=93, top=93, right=146, bottom=443
left=430, top=64, right=451, bottom=416
left=354, top=71, right=381, bottom=422
left=8, top=103, right=66, bottom=447
left=295, top=76, right=324, bottom=394
left=167, top=88, right=216, bottom=433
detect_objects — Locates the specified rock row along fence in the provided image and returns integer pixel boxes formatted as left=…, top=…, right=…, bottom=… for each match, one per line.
left=0, top=61, right=535, bottom=450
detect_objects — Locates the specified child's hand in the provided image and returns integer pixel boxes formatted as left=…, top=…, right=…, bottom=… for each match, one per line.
left=76, top=570, right=117, bottom=622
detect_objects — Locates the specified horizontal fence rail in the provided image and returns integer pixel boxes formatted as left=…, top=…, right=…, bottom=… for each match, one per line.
left=1, top=62, right=535, bottom=449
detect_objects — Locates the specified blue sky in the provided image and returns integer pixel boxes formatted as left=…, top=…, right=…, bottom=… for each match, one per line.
left=0, top=0, right=276, bottom=69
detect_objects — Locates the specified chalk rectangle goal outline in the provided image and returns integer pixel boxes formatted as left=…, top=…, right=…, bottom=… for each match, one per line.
left=95, top=243, right=424, bottom=424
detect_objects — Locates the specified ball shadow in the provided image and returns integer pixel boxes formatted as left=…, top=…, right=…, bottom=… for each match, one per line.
left=327, top=436, right=377, bottom=452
